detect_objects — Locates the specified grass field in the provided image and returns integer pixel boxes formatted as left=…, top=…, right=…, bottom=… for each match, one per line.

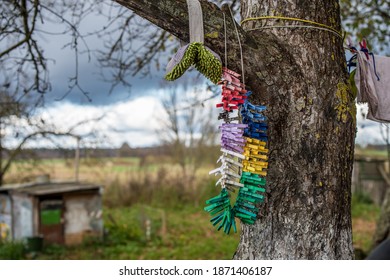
left=0, top=155, right=384, bottom=259
left=351, top=193, right=381, bottom=257
left=34, top=205, right=240, bottom=260
left=0, top=196, right=379, bottom=260
left=355, top=148, right=388, bottom=159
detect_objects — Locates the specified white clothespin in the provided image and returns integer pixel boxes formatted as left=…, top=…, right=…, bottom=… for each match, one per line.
left=217, top=155, right=243, bottom=167
left=226, top=171, right=241, bottom=179
left=208, top=167, right=221, bottom=175
left=215, top=177, right=225, bottom=187
left=221, top=148, right=245, bottom=159
left=225, top=180, right=244, bottom=188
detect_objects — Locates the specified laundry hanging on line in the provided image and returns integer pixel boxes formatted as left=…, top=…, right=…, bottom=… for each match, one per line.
left=354, top=50, right=390, bottom=123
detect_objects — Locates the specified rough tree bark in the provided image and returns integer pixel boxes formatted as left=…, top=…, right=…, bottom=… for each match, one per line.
left=116, top=0, right=356, bottom=259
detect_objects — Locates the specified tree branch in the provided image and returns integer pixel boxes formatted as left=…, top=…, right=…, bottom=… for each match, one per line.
left=1, top=130, right=78, bottom=178
left=0, top=112, right=106, bottom=183
left=115, top=0, right=302, bottom=100
left=115, top=0, right=238, bottom=66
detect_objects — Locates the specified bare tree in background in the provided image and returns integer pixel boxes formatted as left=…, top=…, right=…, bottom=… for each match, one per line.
left=0, top=91, right=105, bottom=185
left=340, top=0, right=390, bottom=53
left=157, top=83, right=218, bottom=193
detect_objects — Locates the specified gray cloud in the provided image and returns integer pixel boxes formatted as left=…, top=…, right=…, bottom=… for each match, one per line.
left=29, top=4, right=170, bottom=107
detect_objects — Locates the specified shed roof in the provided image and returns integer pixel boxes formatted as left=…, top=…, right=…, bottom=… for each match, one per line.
left=0, top=181, right=102, bottom=196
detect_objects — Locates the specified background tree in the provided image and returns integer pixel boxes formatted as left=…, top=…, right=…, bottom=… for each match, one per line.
left=157, top=82, right=218, bottom=203
left=0, top=91, right=105, bottom=185
left=340, top=0, right=390, bottom=53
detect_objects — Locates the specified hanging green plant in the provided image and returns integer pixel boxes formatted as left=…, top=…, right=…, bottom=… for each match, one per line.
left=165, top=43, right=198, bottom=82
left=194, top=44, right=222, bottom=84
left=164, top=0, right=222, bottom=84
left=165, top=42, right=222, bottom=84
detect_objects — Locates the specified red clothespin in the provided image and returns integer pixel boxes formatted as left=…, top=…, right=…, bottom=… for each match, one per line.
left=359, top=39, right=370, bottom=60
left=223, top=67, right=240, bottom=78
left=216, top=102, right=236, bottom=111
left=223, top=73, right=241, bottom=87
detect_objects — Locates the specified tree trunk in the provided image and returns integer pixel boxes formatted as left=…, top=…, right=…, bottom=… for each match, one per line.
left=117, top=0, right=356, bottom=259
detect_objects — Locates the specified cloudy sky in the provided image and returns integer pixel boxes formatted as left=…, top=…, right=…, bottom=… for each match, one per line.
left=2, top=2, right=218, bottom=149
left=3, top=2, right=388, bottom=149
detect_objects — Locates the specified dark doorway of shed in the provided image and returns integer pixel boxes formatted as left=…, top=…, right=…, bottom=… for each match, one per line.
left=39, top=198, right=64, bottom=244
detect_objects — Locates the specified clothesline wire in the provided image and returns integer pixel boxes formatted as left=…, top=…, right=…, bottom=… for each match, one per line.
left=227, top=5, right=245, bottom=85
left=223, top=12, right=228, bottom=68
left=241, top=15, right=343, bottom=38
left=245, top=24, right=343, bottom=39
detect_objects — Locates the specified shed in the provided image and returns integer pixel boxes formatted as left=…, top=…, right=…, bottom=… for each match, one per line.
left=0, top=181, right=103, bottom=245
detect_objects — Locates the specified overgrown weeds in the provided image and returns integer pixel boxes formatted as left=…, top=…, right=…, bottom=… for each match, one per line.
left=351, top=192, right=381, bottom=259
left=0, top=241, right=25, bottom=260
left=103, top=165, right=219, bottom=209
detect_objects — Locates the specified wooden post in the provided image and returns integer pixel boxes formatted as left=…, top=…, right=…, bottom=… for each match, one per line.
left=74, top=136, right=80, bottom=182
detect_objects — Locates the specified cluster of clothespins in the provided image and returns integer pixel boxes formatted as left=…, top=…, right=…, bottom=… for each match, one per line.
left=163, top=0, right=271, bottom=234
left=238, top=93, right=268, bottom=224
left=242, top=138, right=268, bottom=177
left=216, top=68, right=247, bottom=111
left=204, top=67, right=268, bottom=234
left=241, top=98, right=268, bottom=141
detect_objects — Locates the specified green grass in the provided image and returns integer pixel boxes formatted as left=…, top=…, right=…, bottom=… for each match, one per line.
left=34, top=204, right=239, bottom=260
left=109, top=164, right=161, bottom=173
left=351, top=192, right=380, bottom=220
left=0, top=241, right=25, bottom=260
left=1, top=192, right=383, bottom=260
left=351, top=192, right=381, bottom=258
left=3, top=154, right=386, bottom=260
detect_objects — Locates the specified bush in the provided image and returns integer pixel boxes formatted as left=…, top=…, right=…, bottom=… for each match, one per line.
left=351, top=192, right=380, bottom=220
left=353, top=191, right=374, bottom=205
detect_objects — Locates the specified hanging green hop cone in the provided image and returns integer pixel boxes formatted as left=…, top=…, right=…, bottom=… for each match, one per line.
left=165, top=43, right=199, bottom=81
left=194, top=45, right=222, bottom=84
left=165, top=42, right=222, bottom=84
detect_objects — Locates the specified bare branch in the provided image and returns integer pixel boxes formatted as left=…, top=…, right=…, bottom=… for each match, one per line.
left=114, top=0, right=286, bottom=96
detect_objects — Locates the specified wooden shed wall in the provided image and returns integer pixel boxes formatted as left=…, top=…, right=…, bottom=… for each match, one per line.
left=12, top=193, right=34, bottom=240
left=64, top=192, right=103, bottom=245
